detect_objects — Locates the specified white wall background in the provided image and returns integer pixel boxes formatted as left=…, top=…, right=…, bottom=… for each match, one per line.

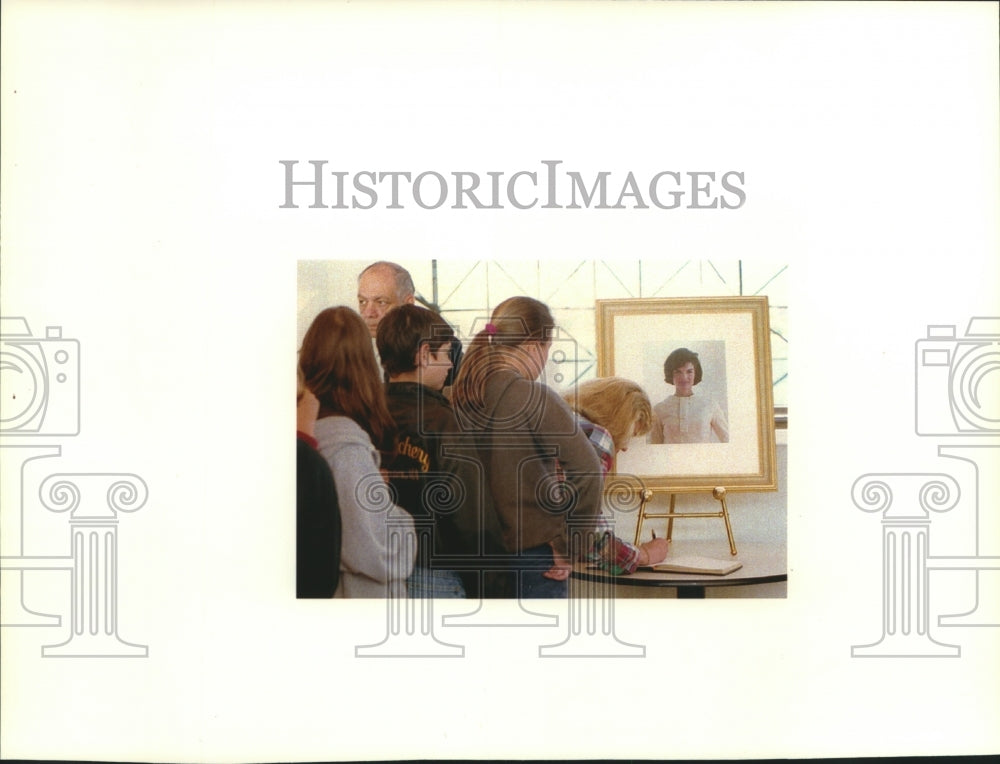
left=3, top=2, right=997, bottom=761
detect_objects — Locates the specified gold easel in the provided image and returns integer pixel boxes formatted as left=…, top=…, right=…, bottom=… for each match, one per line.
left=633, top=487, right=738, bottom=556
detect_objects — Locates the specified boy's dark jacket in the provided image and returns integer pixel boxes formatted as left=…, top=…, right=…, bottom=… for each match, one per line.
left=384, top=382, right=493, bottom=569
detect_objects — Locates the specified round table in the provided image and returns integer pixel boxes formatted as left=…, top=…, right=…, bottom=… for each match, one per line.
left=571, top=540, right=787, bottom=598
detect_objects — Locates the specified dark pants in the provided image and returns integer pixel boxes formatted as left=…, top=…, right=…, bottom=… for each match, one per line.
left=481, top=543, right=568, bottom=599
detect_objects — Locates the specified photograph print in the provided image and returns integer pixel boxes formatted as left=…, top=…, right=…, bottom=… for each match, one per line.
left=597, top=296, right=777, bottom=494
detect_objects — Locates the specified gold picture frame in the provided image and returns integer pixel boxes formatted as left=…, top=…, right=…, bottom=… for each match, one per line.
left=596, top=296, right=778, bottom=494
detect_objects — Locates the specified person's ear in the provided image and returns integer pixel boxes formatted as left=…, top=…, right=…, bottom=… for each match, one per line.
left=416, top=342, right=431, bottom=368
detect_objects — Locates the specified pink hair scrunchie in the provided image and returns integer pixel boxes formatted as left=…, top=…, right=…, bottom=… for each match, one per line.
left=484, top=323, right=498, bottom=335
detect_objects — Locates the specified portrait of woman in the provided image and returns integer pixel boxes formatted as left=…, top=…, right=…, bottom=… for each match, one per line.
left=649, top=346, right=730, bottom=444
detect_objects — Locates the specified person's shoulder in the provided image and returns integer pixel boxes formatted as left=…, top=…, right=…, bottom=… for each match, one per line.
left=314, top=416, right=370, bottom=446
left=579, top=416, right=611, bottom=441
left=497, top=370, right=551, bottom=397
left=390, top=383, right=453, bottom=419
left=385, top=384, right=417, bottom=416
left=296, top=435, right=319, bottom=460
left=496, top=373, right=562, bottom=408
left=540, top=381, right=573, bottom=411
left=297, top=436, right=335, bottom=477
left=422, top=389, right=454, bottom=418
left=484, top=368, right=528, bottom=403
left=386, top=381, right=420, bottom=398
left=485, top=367, right=520, bottom=388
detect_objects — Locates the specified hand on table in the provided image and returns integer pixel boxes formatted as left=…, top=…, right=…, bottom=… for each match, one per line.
left=543, top=543, right=572, bottom=581
left=639, top=537, right=670, bottom=566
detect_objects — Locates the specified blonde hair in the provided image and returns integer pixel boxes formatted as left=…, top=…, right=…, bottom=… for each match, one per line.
left=563, top=377, right=652, bottom=452
left=451, top=296, right=555, bottom=415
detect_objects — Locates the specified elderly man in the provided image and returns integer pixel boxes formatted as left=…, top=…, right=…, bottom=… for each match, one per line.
left=357, top=260, right=463, bottom=389
left=357, top=261, right=416, bottom=338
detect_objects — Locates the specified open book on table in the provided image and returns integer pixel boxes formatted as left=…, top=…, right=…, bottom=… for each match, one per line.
left=640, top=555, right=743, bottom=576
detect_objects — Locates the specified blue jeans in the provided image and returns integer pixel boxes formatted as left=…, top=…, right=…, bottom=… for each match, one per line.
left=518, top=544, right=568, bottom=599
left=406, top=567, right=466, bottom=599
left=481, top=544, right=568, bottom=599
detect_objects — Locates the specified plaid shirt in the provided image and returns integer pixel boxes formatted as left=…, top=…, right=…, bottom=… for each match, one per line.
left=590, top=528, right=642, bottom=575
left=579, top=417, right=616, bottom=476
left=576, top=417, right=643, bottom=575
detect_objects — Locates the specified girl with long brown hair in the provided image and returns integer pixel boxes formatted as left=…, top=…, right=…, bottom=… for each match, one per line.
left=450, top=296, right=603, bottom=598
left=299, top=306, right=415, bottom=598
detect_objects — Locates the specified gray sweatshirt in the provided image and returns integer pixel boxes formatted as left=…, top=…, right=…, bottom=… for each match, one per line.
left=314, top=415, right=415, bottom=598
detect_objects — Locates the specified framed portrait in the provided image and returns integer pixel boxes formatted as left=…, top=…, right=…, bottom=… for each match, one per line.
left=596, top=296, right=778, bottom=494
